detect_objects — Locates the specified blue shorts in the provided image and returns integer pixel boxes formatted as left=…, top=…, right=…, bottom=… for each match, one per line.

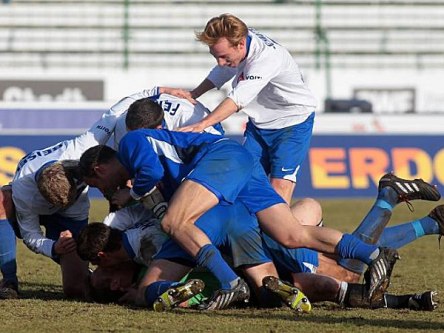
left=154, top=201, right=270, bottom=268
left=243, top=112, right=314, bottom=182
left=187, top=139, right=285, bottom=214
left=262, top=233, right=318, bottom=274
left=39, top=214, right=88, bottom=241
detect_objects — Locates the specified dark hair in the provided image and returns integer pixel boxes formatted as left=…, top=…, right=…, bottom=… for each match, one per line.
left=86, top=277, right=126, bottom=304
left=126, top=98, right=164, bottom=130
left=76, top=222, right=122, bottom=261
left=78, top=145, right=117, bottom=179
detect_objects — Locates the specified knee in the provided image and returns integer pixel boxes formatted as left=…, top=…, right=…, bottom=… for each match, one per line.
left=160, top=214, right=183, bottom=237
left=298, top=197, right=323, bottom=225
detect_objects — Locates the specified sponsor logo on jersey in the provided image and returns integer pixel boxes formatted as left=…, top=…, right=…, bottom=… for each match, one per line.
left=246, top=75, right=262, bottom=80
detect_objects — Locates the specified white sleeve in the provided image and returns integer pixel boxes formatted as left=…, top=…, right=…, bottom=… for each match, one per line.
left=14, top=197, right=55, bottom=258
left=103, top=204, right=153, bottom=231
left=103, top=209, right=135, bottom=231
left=62, top=90, right=161, bottom=159
left=112, top=87, right=161, bottom=149
left=206, top=66, right=237, bottom=89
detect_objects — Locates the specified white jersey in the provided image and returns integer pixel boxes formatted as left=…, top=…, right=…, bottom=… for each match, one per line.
left=11, top=105, right=127, bottom=258
left=104, top=205, right=168, bottom=266
left=207, top=29, right=317, bottom=130
left=112, top=87, right=223, bottom=150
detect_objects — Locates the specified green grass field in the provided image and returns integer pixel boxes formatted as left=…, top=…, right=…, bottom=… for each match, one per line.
left=1, top=199, right=443, bottom=332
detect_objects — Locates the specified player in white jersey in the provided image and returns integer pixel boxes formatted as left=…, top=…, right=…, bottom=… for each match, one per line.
left=112, top=87, right=223, bottom=150
left=162, top=14, right=316, bottom=203
left=8, top=102, right=128, bottom=298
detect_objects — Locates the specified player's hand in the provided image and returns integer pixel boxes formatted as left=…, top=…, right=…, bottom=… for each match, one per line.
left=111, top=188, right=131, bottom=207
left=177, top=122, right=206, bottom=133
left=54, top=232, right=77, bottom=255
left=161, top=87, right=196, bottom=105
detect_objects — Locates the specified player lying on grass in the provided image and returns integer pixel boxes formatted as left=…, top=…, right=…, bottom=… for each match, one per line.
left=78, top=125, right=405, bottom=309
left=77, top=173, right=441, bottom=311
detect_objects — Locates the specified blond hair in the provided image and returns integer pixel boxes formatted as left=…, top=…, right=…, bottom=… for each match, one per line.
left=196, top=14, right=248, bottom=47
left=37, top=161, right=79, bottom=208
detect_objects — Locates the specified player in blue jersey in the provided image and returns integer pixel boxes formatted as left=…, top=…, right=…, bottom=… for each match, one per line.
left=80, top=190, right=442, bottom=311
left=162, top=14, right=316, bottom=204
left=77, top=130, right=439, bottom=308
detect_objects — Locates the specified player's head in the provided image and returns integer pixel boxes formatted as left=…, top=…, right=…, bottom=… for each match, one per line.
left=79, top=145, right=128, bottom=195
left=76, top=222, right=123, bottom=267
left=37, top=160, right=82, bottom=208
left=196, top=14, right=248, bottom=67
left=86, top=261, right=139, bottom=303
left=126, top=98, right=164, bottom=130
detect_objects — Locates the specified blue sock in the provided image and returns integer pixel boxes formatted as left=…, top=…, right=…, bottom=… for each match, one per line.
left=336, top=234, right=379, bottom=265
left=195, top=244, right=238, bottom=290
left=378, top=216, right=440, bottom=249
left=338, top=190, right=393, bottom=273
left=379, top=187, right=399, bottom=208
left=0, top=218, right=17, bottom=285
left=144, top=280, right=175, bottom=307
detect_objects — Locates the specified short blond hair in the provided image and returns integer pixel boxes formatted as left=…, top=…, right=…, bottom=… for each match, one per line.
left=37, top=161, right=79, bottom=208
left=196, top=14, right=248, bottom=47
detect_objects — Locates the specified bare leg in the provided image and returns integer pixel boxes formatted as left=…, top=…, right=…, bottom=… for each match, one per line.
left=270, top=178, right=295, bottom=205
left=291, top=272, right=341, bottom=303
left=161, top=180, right=218, bottom=256
left=316, top=253, right=361, bottom=283
left=242, top=262, right=279, bottom=300
left=256, top=203, right=343, bottom=253
left=60, top=252, right=89, bottom=298
left=290, top=198, right=323, bottom=227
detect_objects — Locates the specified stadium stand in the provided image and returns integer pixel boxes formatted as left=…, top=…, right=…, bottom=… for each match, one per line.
left=1, top=1, right=444, bottom=70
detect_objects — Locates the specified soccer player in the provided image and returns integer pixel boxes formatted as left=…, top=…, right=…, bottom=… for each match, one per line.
left=0, top=185, right=18, bottom=299
left=7, top=101, right=130, bottom=298
left=161, top=14, right=316, bottom=204
left=78, top=134, right=410, bottom=308
left=80, top=189, right=443, bottom=312
left=76, top=200, right=310, bottom=311
left=111, top=86, right=224, bottom=151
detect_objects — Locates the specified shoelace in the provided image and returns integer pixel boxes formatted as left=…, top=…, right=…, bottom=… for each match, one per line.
left=398, top=194, right=415, bottom=212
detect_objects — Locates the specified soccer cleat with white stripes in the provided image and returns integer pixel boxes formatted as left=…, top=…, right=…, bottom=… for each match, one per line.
left=365, top=247, right=400, bottom=304
left=202, top=278, right=250, bottom=310
left=262, top=276, right=312, bottom=313
left=378, top=173, right=441, bottom=204
left=153, top=279, right=205, bottom=312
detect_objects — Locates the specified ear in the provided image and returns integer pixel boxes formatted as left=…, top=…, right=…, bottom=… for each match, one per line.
left=238, top=37, right=247, bottom=49
left=93, top=164, right=106, bottom=177
left=97, top=251, right=107, bottom=259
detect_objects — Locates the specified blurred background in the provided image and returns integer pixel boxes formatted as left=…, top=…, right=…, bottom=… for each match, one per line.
left=1, top=0, right=443, bottom=198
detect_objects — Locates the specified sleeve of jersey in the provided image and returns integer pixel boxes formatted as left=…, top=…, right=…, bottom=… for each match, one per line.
left=62, top=94, right=138, bottom=160
left=206, top=66, right=237, bottom=89
left=14, top=199, right=55, bottom=258
left=227, top=54, right=281, bottom=109
left=118, top=133, right=165, bottom=200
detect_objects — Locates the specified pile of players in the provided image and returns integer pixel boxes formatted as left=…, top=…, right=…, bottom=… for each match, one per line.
left=0, top=14, right=442, bottom=313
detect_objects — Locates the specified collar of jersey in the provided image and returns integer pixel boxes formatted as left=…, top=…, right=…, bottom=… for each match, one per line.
left=34, top=160, right=57, bottom=182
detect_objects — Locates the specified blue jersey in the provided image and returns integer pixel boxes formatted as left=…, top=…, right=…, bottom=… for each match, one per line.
left=118, top=129, right=227, bottom=200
